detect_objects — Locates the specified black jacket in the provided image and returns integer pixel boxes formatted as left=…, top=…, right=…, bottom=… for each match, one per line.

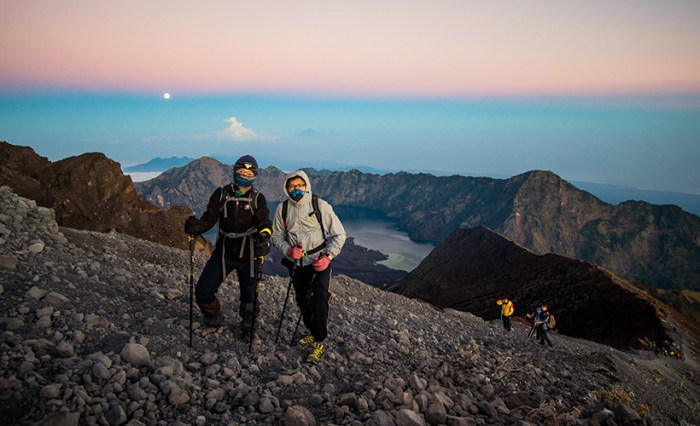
left=192, top=184, right=272, bottom=259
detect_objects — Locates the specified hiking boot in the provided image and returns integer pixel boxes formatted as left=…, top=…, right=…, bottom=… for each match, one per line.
left=306, top=342, right=325, bottom=364
left=240, top=317, right=255, bottom=338
left=240, top=323, right=261, bottom=343
left=203, top=311, right=224, bottom=328
left=298, top=335, right=315, bottom=347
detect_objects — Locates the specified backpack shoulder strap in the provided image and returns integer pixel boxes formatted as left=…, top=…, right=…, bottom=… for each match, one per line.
left=311, top=194, right=325, bottom=236
left=281, top=195, right=324, bottom=235
left=282, top=199, right=289, bottom=228
left=250, top=188, right=259, bottom=213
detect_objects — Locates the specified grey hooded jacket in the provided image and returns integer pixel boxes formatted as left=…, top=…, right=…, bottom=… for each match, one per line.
left=271, top=169, right=346, bottom=267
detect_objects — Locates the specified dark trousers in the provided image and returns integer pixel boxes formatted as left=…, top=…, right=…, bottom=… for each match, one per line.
left=195, top=255, right=256, bottom=315
left=539, top=328, right=553, bottom=347
left=502, top=316, right=512, bottom=331
left=292, top=264, right=332, bottom=342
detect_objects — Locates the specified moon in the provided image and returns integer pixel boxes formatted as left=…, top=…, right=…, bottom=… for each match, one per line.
left=163, top=93, right=171, bottom=100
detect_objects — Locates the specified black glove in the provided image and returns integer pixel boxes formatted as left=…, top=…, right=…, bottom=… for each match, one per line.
left=184, top=216, right=201, bottom=235
left=254, top=231, right=271, bottom=257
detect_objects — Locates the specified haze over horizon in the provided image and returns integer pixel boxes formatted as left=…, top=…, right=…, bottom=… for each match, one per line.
left=2, top=0, right=699, bottom=195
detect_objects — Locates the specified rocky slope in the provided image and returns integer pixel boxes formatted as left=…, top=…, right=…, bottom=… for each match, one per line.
left=135, top=157, right=700, bottom=292
left=388, top=227, right=700, bottom=356
left=2, top=187, right=700, bottom=425
left=0, top=142, right=196, bottom=252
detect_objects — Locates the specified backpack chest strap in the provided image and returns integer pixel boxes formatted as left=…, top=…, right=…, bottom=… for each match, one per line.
left=218, top=226, right=258, bottom=278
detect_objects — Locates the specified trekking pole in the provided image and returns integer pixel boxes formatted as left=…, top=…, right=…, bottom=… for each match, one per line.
left=250, top=256, right=264, bottom=353
left=275, top=243, right=302, bottom=343
left=188, top=235, right=195, bottom=348
left=290, top=273, right=316, bottom=347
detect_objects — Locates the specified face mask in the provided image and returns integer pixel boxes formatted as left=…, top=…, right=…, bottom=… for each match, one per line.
left=233, top=174, right=255, bottom=188
left=289, top=189, right=305, bottom=201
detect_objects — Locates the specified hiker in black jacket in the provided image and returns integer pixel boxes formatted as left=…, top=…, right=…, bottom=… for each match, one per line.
left=184, top=155, right=272, bottom=339
left=536, top=305, right=554, bottom=348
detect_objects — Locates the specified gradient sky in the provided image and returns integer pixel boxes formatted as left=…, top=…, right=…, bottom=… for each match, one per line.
left=1, top=0, right=700, bottom=194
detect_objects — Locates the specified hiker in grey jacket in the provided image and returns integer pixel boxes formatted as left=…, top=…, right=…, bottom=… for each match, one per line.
left=271, top=169, right=346, bottom=364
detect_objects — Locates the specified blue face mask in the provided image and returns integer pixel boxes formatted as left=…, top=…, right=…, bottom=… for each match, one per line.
left=289, top=189, right=305, bottom=201
left=233, top=174, right=255, bottom=188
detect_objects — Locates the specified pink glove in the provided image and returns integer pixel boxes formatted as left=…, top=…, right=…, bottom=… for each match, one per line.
left=313, top=255, right=331, bottom=272
left=287, top=245, right=303, bottom=260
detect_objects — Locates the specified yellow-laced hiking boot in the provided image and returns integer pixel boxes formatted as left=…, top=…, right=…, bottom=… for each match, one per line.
left=298, top=335, right=315, bottom=346
left=306, top=342, right=325, bottom=364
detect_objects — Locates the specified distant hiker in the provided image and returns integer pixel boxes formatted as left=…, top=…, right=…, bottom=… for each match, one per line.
left=526, top=307, right=543, bottom=341
left=536, top=305, right=554, bottom=348
left=184, top=155, right=272, bottom=340
left=271, top=170, right=346, bottom=364
left=496, top=298, right=514, bottom=332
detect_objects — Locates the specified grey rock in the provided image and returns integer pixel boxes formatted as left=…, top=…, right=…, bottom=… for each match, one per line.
left=37, top=412, right=80, bottom=426
left=425, top=403, right=447, bottom=425
left=259, top=397, right=275, bottom=413
left=396, top=409, right=425, bottom=426
left=373, top=410, right=396, bottom=426
left=284, top=405, right=317, bottom=426
left=0, top=255, right=18, bottom=270
left=44, top=291, right=70, bottom=308
left=28, top=240, right=46, bottom=253
left=40, top=383, right=62, bottom=399
left=55, top=340, right=75, bottom=358
left=120, top=343, right=151, bottom=368
left=106, top=403, right=127, bottom=426
left=613, top=404, right=641, bottom=423
left=168, top=386, right=190, bottom=405
left=26, top=286, right=48, bottom=300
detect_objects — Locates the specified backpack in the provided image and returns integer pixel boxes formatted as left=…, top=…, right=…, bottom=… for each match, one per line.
left=281, top=194, right=325, bottom=236
left=218, top=184, right=260, bottom=218
left=547, top=313, right=556, bottom=329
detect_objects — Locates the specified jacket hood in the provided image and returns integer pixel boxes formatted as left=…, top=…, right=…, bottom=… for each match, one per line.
left=283, top=169, right=312, bottom=203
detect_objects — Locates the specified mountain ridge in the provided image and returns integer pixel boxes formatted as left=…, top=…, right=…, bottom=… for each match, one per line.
left=126, top=156, right=700, bottom=215
left=0, top=142, right=199, bottom=252
left=135, top=157, right=700, bottom=291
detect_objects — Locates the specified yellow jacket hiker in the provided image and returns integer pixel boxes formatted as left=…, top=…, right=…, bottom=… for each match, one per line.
left=497, top=299, right=514, bottom=332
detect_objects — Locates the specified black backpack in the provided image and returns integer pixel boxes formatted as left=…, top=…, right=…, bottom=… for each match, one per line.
left=281, top=194, right=324, bottom=236
left=218, top=184, right=260, bottom=219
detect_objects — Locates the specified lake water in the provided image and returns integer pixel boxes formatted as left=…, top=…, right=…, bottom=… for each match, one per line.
left=204, top=204, right=435, bottom=272
left=334, top=206, right=435, bottom=271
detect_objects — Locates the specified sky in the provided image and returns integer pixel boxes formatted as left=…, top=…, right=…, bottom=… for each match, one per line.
left=1, top=0, right=700, bottom=194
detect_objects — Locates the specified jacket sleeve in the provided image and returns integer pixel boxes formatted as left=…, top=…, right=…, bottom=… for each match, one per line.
left=319, top=199, right=346, bottom=259
left=192, top=189, right=221, bottom=235
left=271, top=203, right=292, bottom=256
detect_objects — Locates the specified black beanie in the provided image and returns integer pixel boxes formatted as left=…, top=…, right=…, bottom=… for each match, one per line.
left=234, top=155, right=259, bottom=176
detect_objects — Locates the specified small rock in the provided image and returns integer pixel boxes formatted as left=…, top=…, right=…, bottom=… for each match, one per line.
left=120, top=343, right=151, bottom=368
left=26, top=286, right=48, bottom=300
left=44, top=291, right=70, bottom=308
left=0, top=255, right=18, bottom=271
left=40, top=383, right=62, bottom=399
left=37, top=412, right=80, bottom=426
left=55, top=341, right=75, bottom=358
left=166, top=289, right=183, bottom=300
left=27, top=240, right=46, bottom=253
left=284, top=405, right=317, bottom=426
left=396, top=409, right=426, bottom=426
